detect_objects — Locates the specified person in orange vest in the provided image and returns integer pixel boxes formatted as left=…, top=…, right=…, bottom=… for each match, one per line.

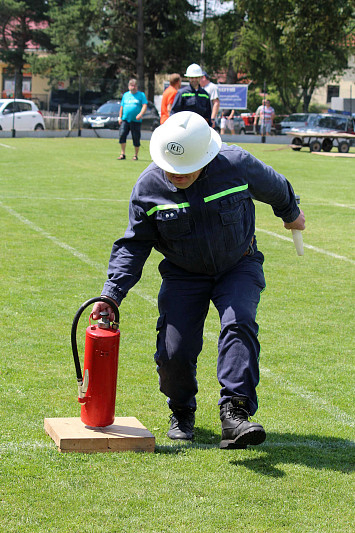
left=160, top=74, right=181, bottom=124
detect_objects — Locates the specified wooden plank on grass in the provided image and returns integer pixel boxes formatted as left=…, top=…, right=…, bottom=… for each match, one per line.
left=311, top=152, right=355, bottom=158
left=44, top=416, right=155, bottom=453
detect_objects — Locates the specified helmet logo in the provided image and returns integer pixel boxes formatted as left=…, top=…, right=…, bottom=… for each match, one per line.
left=167, top=142, right=184, bottom=156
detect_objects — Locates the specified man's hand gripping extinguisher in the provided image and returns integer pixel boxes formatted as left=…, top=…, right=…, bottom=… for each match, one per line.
left=71, top=297, right=120, bottom=427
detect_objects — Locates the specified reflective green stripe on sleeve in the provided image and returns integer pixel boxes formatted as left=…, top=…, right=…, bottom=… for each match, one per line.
left=147, top=202, right=190, bottom=216
left=204, top=184, right=248, bottom=203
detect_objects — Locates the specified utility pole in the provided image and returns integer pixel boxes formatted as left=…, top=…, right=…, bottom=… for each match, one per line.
left=78, top=73, right=82, bottom=137
left=261, top=80, right=266, bottom=143
left=11, top=80, right=16, bottom=138
left=200, top=0, right=207, bottom=68
left=137, top=0, right=145, bottom=92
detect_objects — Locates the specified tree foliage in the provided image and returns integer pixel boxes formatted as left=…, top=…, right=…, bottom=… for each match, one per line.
left=231, top=0, right=354, bottom=112
left=201, top=10, right=244, bottom=83
left=31, top=0, right=199, bottom=99
left=0, top=0, right=52, bottom=97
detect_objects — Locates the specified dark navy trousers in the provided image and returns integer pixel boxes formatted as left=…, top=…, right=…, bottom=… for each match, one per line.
left=154, top=250, right=266, bottom=415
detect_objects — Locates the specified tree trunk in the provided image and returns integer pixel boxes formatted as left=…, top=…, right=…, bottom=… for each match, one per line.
left=14, top=67, right=23, bottom=98
left=302, top=89, right=312, bottom=113
left=147, top=71, right=155, bottom=102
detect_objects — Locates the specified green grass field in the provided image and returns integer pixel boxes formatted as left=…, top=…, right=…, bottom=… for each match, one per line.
left=0, top=137, right=354, bottom=532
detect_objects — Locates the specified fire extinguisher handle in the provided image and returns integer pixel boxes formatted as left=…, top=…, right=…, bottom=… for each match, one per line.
left=71, top=297, right=120, bottom=383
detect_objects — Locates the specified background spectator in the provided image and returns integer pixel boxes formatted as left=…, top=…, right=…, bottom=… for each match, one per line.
left=117, top=79, right=147, bottom=160
left=220, top=109, right=235, bottom=135
left=200, top=71, right=220, bottom=129
left=160, top=73, right=182, bottom=124
left=254, top=100, right=275, bottom=136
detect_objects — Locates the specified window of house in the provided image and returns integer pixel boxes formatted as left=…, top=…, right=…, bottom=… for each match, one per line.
left=327, top=85, right=340, bottom=103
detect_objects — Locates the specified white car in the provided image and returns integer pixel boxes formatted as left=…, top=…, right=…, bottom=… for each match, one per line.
left=0, top=98, right=45, bottom=131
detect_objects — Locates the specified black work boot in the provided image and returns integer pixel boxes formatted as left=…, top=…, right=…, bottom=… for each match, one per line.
left=220, top=396, right=266, bottom=449
left=167, top=408, right=195, bottom=440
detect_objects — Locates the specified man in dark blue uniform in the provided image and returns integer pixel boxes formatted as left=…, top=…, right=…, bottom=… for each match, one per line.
left=93, top=112, right=305, bottom=449
left=170, top=63, right=211, bottom=125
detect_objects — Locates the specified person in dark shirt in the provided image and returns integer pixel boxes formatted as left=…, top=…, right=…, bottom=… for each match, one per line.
left=93, top=111, right=305, bottom=449
left=170, top=63, right=211, bottom=125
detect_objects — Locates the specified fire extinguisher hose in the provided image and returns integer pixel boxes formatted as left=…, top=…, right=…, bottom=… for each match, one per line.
left=71, top=297, right=120, bottom=383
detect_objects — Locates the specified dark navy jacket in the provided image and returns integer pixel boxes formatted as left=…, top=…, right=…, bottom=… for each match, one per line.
left=170, top=84, right=211, bottom=125
left=102, top=143, right=300, bottom=305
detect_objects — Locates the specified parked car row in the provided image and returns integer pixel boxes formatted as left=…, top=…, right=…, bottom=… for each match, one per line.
left=1, top=97, right=354, bottom=141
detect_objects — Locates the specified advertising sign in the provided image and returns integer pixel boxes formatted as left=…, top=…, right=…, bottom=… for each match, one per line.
left=218, top=84, right=248, bottom=109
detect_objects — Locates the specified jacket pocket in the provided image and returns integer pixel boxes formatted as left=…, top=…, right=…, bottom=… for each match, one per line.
left=219, top=195, right=251, bottom=248
left=156, top=210, right=192, bottom=256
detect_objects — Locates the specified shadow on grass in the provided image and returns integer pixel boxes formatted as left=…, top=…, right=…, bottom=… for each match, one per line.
left=156, top=429, right=354, bottom=476
left=230, top=432, right=355, bottom=477
left=155, top=426, right=220, bottom=454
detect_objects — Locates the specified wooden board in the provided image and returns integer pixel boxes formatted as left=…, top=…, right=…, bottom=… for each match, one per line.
left=44, top=417, right=155, bottom=453
left=286, top=131, right=355, bottom=139
left=311, top=152, right=355, bottom=158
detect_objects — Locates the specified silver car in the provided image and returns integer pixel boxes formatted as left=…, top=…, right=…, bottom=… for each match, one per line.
left=280, top=113, right=319, bottom=135
left=0, top=98, right=45, bottom=131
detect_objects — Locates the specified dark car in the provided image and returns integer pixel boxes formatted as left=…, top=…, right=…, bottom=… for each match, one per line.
left=82, top=100, right=160, bottom=131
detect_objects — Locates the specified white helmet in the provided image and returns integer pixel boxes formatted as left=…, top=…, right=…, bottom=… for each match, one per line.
left=150, top=111, right=222, bottom=174
left=185, top=63, right=203, bottom=77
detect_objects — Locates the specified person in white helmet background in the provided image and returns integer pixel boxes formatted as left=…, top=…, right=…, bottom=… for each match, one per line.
left=200, top=70, right=220, bottom=129
left=92, top=111, right=305, bottom=450
left=170, top=63, right=212, bottom=125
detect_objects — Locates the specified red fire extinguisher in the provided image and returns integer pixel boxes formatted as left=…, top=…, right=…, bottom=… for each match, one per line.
left=71, top=297, right=120, bottom=427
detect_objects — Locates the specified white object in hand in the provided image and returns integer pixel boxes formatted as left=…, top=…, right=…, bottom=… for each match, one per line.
left=292, top=229, right=304, bottom=256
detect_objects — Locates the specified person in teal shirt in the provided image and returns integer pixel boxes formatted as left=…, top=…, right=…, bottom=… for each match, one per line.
left=118, top=79, right=148, bottom=160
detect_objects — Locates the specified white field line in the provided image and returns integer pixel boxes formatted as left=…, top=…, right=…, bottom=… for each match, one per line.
left=1, top=201, right=354, bottom=428
left=0, top=200, right=106, bottom=273
left=332, top=202, right=355, bottom=209
left=0, top=142, right=16, bottom=149
left=0, top=441, right=52, bottom=452
left=0, top=196, right=127, bottom=202
left=255, top=227, right=355, bottom=265
left=0, top=200, right=156, bottom=308
left=301, top=201, right=355, bottom=209
left=260, top=367, right=355, bottom=428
